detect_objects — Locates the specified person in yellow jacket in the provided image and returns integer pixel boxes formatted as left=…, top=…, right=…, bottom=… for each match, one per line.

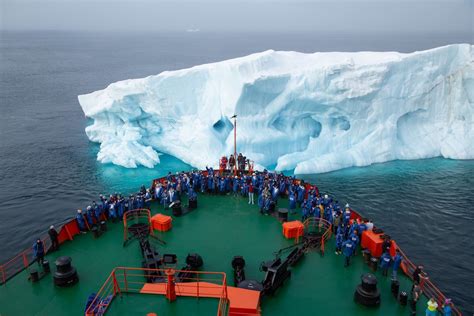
left=425, top=297, right=438, bottom=316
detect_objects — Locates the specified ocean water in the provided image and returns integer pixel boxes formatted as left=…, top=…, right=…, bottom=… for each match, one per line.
left=0, top=31, right=473, bottom=313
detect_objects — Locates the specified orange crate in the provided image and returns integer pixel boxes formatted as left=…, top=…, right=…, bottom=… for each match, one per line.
left=282, top=221, right=304, bottom=239
left=151, top=214, right=172, bottom=232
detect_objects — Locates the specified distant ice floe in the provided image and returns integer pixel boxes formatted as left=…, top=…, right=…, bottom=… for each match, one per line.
left=78, top=44, right=474, bottom=174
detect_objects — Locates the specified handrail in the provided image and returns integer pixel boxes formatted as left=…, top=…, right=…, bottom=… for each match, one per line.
left=0, top=215, right=82, bottom=285
left=122, top=209, right=154, bottom=241
left=350, top=210, right=461, bottom=316
left=0, top=170, right=462, bottom=315
left=86, top=267, right=229, bottom=316
left=302, top=217, right=332, bottom=255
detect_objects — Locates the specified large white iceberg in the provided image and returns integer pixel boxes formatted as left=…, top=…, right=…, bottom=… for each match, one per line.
left=78, top=44, right=474, bottom=174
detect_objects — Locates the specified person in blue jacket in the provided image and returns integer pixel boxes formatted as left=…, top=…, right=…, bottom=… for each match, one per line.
left=108, top=204, right=117, bottom=222
left=144, top=190, right=152, bottom=209
left=188, top=188, right=197, bottom=201
left=296, top=184, right=305, bottom=207
left=342, top=239, right=354, bottom=267
left=117, top=198, right=125, bottom=219
left=32, top=238, right=45, bottom=266
left=279, top=181, right=286, bottom=197
left=379, top=251, right=392, bottom=276
left=207, top=176, right=214, bottom=194
left=271, top=185, right=279, bottom=202
left=288, top=193, right=296, bottom=214
left=263, top=197, right=271, bottom=215
left=392, top=249, right=403, bottom=280
left=442, top=298, right=452, bottom=316
left=232, top=177, right=239, bottom=196
left=349, top=230, right=359, bottom=255
left=343, top=204, right=351, bottom=225
left=76, top=209, right=87, bottom=232
left=85, top=205, right=94, bottom=226
left=335, top=231, right=344, bottom=255
left=169, top=188, right=178, bottom=203
left=219, top=177, right=226, bottom=194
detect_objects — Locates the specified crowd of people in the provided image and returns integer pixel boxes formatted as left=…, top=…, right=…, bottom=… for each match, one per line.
left=32, top=165, right=453, bottom=315
left=219, top=153, right=253, bottom=173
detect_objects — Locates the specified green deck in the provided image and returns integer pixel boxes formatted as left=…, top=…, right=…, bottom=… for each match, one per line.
left=0, top=194, right=426, bottom=315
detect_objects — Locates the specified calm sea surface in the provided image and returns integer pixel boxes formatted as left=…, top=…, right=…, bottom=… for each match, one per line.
left=0, top=31, right=472, bottom=313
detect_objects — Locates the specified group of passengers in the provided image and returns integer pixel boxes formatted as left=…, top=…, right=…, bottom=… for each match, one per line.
left=74, top=188, right=154, bottom=232
left=220, top=153, right=251, bottom=173
left=33, top=164, right=453, bottom=315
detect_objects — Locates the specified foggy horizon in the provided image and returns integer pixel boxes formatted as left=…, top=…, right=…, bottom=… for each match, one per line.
left=1, top=0, right=473, bottom=35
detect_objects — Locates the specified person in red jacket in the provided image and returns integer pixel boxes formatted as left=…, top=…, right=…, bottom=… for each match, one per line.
left=248, top=182, right=254, bottom=204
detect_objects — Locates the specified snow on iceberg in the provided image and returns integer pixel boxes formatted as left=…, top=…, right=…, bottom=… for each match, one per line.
left=78, top=44, right=474, bottom=174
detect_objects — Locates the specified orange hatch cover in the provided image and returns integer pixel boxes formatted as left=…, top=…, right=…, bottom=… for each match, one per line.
left=141, top=282, right=261, bottom=315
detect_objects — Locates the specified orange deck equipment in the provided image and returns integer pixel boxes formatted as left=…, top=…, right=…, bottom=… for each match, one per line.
left=282, top=221, right=304, bottom=239
left=361, top=230, right=384, bottom=257
left=151, top=214, right=172, bottom=232
left=141, top=282, right=261, bottom=316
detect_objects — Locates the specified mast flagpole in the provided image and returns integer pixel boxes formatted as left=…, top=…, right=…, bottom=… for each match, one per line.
left=232, top=114, right=237, bottom=175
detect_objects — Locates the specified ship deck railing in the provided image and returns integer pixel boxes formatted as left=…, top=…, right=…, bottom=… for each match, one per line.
left=0, top=170, right=463, bottom=316
left=85, top=267, right=230, bottom=316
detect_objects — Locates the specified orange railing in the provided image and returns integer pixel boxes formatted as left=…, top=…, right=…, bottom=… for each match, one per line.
left=301, top=217, right=332, bottom=255
left=395, top=246, right=462, bottom=316
left=122, top=209, right=154, bottom=241
left=349, top=210, right=462, bottom=316
left=0, top=217, right=81, bottom=285
left=86, top=267, right=229, bottom=316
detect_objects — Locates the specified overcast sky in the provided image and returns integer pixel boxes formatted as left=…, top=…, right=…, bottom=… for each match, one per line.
left=1, top=0, right=473, bottom=34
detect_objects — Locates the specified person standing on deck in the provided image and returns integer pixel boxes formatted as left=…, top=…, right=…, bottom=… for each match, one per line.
left=233, top=176, right=239, bottom=196
left=32, top=238, right=45, bottom=266
left=349, top=230, right=359, bottom=255
left=379, top=251, right=392, bottom=277
left=342, top=239, right=354, bottom=267
left=229, top=154, right=236, bottom=172
left=335, top=230, right=343, bottom=255
left=365, top=219, right=374, bottom=231
left=288, top=192, right=296, bottom=214
left=392, top=249, right=402, bottom=280
left=76, top=209, right=87, bottom=232
left=442, top=299, right=452, bottom=316
left=382, top=236, right=392, bottom=254
left=426, top=297, right=438, bottom=316
left=343, top=204, right=351, bottom=225
left=410, top=282, right=422, bottom=315
left=413, top=265, right=425, bottom=285
left=296, top=183, right=305, bottom=207
left=248, top=182, right=254, bottom=204
left=48, top=225, right=59, bottom=251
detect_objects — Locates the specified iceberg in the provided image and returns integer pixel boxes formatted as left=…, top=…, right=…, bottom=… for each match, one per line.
left=78, top=44, right=474, bottom=174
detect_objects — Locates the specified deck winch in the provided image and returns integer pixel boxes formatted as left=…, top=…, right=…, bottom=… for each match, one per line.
left=354, top=273, right=381, bottom=307
left=53, top=256, right=79, bottom=287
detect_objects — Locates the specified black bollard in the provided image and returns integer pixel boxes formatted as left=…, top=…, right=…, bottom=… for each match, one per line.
left=54, top=256, right=79, bottom=287
left=362, top=249, right=371, bottom=264
left=354, top=273, right=381, bottom=307
left=100, top=221, right=107, bottom=232
left=189, top=199, right=197, bottom=209
left=30, top=269, right=39, bottom=282
left=42, top=260, right=51, bottom=273
left=391, top=279, right=400, bottom=298
left=370, top=257, right=378, bottom=272
left=91, top=226, right=100, bottom=238
left=399, top=291, right=408, bottom=306
left=278, top=209, right=288, bottom=222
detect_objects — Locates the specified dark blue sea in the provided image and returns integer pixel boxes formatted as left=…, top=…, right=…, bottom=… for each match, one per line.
left=0, top=31, right=473, bottom=313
